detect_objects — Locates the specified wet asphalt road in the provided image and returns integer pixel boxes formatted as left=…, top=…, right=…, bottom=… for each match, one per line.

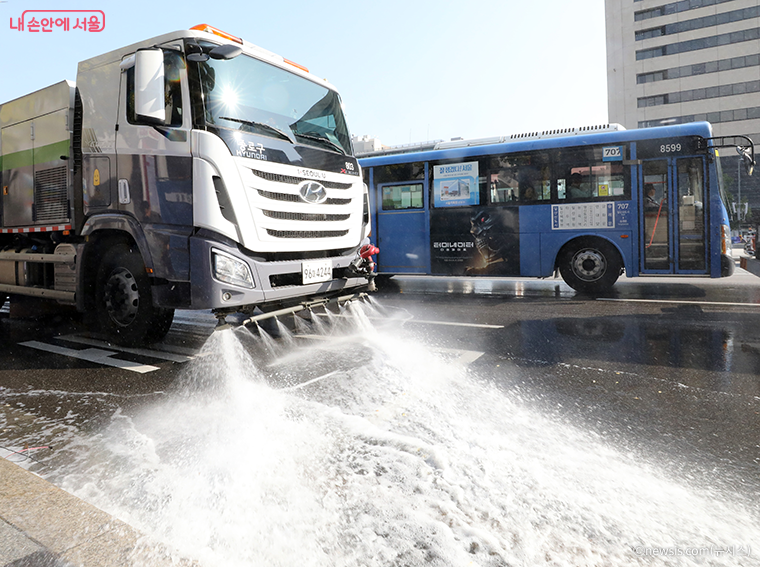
left=374, top=270, right=760, bottom=503
left=1, top=265, right=759, bottom=508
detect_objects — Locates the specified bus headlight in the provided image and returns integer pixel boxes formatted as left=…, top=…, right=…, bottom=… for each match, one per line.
left=212, top=249, right=254, bottom=289
left=721, top=224, right=731, bottom=255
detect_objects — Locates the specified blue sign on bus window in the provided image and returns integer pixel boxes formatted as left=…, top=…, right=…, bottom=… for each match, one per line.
left=551, top=202, right=616, bottom=230
left=433, top=161, right=480, bottom=207
left=615, top=202, right=631, bottom=228
left=603, top=146, right=624, bottom=161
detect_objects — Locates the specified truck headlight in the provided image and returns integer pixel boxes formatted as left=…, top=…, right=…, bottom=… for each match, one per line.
left=212, top=249, right=254, bottom=289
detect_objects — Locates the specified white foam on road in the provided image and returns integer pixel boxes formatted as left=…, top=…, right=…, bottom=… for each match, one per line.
left=41, top=301, right=759, bottom=567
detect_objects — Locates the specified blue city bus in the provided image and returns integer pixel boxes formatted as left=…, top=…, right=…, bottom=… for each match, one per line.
left=359, top=122, right=755, bottom=292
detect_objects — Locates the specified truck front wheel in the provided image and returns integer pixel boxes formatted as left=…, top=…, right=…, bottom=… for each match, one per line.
left=95, top=244, right=174, bottom=345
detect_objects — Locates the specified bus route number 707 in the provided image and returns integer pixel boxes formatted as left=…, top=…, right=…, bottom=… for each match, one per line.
left=603, top=146, right=623, bottom=161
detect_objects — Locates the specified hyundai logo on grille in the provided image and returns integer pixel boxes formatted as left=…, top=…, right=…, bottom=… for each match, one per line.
left=298, top=181, right=328, bottom=204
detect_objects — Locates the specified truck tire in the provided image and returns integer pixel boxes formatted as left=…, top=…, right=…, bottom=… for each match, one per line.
left=95, top=244, right=174, bottom=345
left=559, top=238, right=622, bottom=294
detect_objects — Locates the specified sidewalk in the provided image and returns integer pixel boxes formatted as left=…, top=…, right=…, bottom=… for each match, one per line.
left=0, top=458, right=198, bottom=567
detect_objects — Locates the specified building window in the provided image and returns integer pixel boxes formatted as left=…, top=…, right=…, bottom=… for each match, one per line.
left=636, top=27, right=665, bottom=41
left=635, top=7, right=665, bottom=21
left=637, top=46, right=665, bottom=60
left=637, top=80, right=760, bottom=108
left=637, top=7, right=760, bottom=41
left=638, top=106, right=760, bottom=128
left=636, top=6, right=759, bottom=41
left=636, top=28, right=760, bottom=60
left=634, top=0, right=737, bottom=20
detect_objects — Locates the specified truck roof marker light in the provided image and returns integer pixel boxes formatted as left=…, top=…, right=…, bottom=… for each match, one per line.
left=284, top=58, right=309, bottom=74
left=190, top=24, right=243, bottom=45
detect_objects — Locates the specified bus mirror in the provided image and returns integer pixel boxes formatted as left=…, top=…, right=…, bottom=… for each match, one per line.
left=739, top=146, right=755, bottom=176
left=134, top=49, right=166, bottom=125
left=701, top=136, right=755, bottom=175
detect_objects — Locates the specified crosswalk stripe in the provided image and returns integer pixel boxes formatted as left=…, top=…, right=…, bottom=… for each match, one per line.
left=19, top=341, right=160, bottom=373
left=56, top=335, right=196, bottom=362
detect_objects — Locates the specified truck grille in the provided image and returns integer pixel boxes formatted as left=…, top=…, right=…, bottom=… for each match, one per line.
left=34, top=166, right=68, bottom=223
left=256, top=189, right=351, bottom=206
left=262, top=210, right=350, bottom=222
left=266, top=229, right=349, bottom=239
left=251, top=168, right=352, bottom=190
left=245, top=164, right=359, bottom=246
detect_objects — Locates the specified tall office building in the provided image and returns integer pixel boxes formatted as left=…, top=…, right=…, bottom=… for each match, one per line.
left=605, top=0, right=760, bottom=219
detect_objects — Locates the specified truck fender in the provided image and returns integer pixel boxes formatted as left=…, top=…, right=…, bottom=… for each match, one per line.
left=80, top=214, right=154, bottom=272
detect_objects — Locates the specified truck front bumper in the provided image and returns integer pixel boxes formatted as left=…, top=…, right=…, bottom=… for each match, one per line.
left=187, top=234, right=369, bottom=311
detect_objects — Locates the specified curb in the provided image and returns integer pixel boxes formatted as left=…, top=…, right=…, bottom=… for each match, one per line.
left=0, top=458, right=198, bottom=567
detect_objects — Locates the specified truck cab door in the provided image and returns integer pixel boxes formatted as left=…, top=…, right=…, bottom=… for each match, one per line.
left=116, top=45, right=193, bottom=227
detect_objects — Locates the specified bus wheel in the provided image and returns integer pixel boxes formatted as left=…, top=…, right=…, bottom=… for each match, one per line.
left=95, top=244, right=174, bottom=346
left=559, top=238, right=622, bottom=293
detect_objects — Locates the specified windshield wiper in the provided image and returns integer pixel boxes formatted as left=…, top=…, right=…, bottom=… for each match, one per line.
left=294, top=132, right=346, bottom=155
left=218, top=116, right=295, bottom=144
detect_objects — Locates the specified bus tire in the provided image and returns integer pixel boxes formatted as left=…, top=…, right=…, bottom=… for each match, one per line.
left=95, top=244, right=174, bottom=345
left=559, top=238, right=622, bottom=293
left=373, top=274, right=394, bottom=290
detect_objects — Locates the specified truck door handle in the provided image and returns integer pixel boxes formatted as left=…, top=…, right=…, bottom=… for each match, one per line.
left=118, top=179, right=131, bottom=205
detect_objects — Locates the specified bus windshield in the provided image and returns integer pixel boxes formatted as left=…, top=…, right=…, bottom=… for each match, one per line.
left=714, top=149, right=730, bottom=211
left=197, top=50, right=352, bottom=155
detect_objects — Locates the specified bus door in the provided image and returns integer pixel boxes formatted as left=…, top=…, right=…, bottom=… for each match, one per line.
left=375, top=181, right=430, bottom=273
left=640, top=157, right=707, bottom=274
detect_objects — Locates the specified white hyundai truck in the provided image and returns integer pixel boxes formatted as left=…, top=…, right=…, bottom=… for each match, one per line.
left=0, top=24, right=375, bottom=344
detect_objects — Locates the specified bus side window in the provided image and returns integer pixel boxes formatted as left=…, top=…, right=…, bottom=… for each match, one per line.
left=520, top=164, right=550, bottom=202
left=488, top=154, right=550, bottom=204
left=382, top=183, right=423, bottom=210
left=558, top=147, right=628, bottom=201
left=562, top=167, right=593, bottom=200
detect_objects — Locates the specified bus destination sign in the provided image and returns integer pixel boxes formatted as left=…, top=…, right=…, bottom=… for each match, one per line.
left=636, top=136, right=703, bottom=159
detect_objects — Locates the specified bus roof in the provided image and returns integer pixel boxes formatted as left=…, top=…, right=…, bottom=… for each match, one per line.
left=358, top=122, right=715, bottom=167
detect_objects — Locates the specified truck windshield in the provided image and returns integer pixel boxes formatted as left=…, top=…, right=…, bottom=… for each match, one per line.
left=197, top=49, right=352, bottom=155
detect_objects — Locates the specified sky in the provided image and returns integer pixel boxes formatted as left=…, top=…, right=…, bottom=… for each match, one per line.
left=0, top=0, right=609, bottom=148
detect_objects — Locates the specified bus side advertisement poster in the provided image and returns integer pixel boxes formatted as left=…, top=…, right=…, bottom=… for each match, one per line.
left=430, top=208, right=520, bottom=276
left=433, top=162, right=480, bottom=207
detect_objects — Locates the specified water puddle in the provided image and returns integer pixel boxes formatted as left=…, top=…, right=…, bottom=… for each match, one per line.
left=14, top=299, right=760, bottom=565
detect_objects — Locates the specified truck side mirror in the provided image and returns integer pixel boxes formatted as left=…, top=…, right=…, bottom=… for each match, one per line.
left=186, top=41, right=209, bottom=62
left=134, top=49, right=166, bottom=125
left=209, top=44, right=242, bottom=60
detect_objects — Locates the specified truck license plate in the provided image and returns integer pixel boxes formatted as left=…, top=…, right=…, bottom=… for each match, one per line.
left=302, top=260, right=332, bottom=284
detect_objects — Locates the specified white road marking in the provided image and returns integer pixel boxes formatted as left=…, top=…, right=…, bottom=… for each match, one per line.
left=19, top=341, right=159, bottom=373
left=57, top=335, right=195, bottom=362
left=596, top=298, right=760, bottom=308
left=404, top=319, right=504, bottom=329
left=318, top=312, right=504, bottom=329
left=279, top=370, right=340, bottom=391
left=432, top=347, right=485, bottom=366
